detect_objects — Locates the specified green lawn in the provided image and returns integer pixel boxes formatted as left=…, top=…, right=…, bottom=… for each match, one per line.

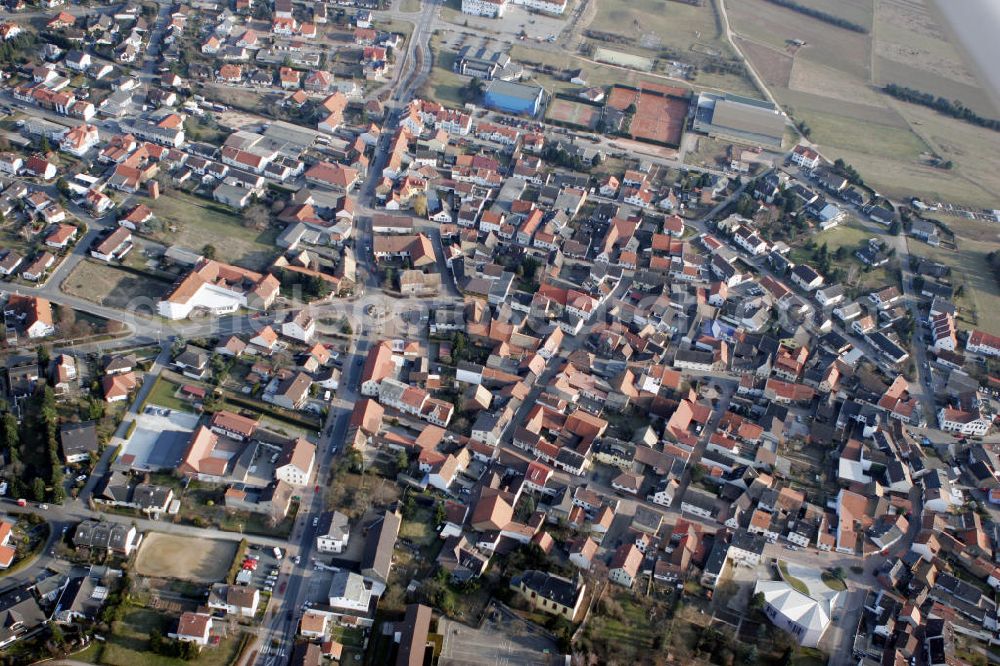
left=821, top=572, right=847, bottom=591
left=588, top=593, right=657, bottom=651
left=217, top=504, right=298, bottom=538
left=152, top=369, right=323, bottom=433
left=778, top=561, right=809, bottom=595
left=791, top=647, right=829, bottom=666
left=185, top=117, right=228, bottom=145
left=329, top=626, right=365, bottom=648
left=143, top=376, right=197, bottom=413
left=797, top=109, right=929, bottom=161
left=814, top=217, right=873, bottom=253
left=399, top=507, right=435, bottom=547
left=87, top=607, right=247, bottom=666
left=424, top=46, right=467, bottom=107
left=148, top=192, right=278, bottom=271
left=587, top=0, right=728, bottom=58
left=380, top=19, right=414, bottom=41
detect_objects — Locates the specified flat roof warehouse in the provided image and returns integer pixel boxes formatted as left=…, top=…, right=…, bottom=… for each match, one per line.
left=693, top=92, right=786, bottom=149
left=485, top=80, right=544, bottom=103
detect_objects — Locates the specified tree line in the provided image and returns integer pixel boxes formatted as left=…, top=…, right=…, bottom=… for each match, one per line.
left=0, top=369, right=67, bottom=504
left=883, top=84, right=1000, bottom=132
left=761, top=0, right=868, bottom=33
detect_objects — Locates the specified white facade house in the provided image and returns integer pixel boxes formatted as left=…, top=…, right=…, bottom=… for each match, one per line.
left=727, top=530, right=767, bottom=567
left=159, top=280, right=246, bottom=318
left=327, top=570, right=372, bottom=614
left=157, top=262, right=278, bottom=320
left=938, top=407, right=991, bottom=437
left=511, top=0, right=566, bottom=13
left=815, top=285, right=845, bottom=308
left=274, top=439, right=316, bottom=487
left=461, top=0, right=506, bottom=17
left=281, top=310, right=316, bottom=343
left=733, top=226, right=767, bottom=256
left=789, top=264, right=823, bottom=291
left=967, top=330, right=1000, bottom=357
left=207, top=584, right=259, bottom=618
left=790, top=145, right=821, bottom=170
left=649, top=479, right=678, bottom=507
left=315, top=511, right=350, bottom=554
left=170, top=612, right=213, bottom=646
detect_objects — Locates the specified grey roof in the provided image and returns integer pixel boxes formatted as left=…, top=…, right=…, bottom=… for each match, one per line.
left=683, top=487, right=719, bottom=513
left=0, top=583, right=46, bottom=645
left=515, top=570, right=582, bottom=609
left=97, top=470, right=131, bottom=504
left=318, top=510, right=349, bottom=541
left=484, top=79, right=544, bottom=103
left=730, top=528, right=767, bottom=555
left=328, top=570, right=369, bottom=607
left=164, top=246, right=204, bottom=266
left=54, top=576, right=103, bottom=621
left=60, top=421, right=99, bottom=459
left=132, top=483, right=172, bottom=511
left=73, top=520, right=132, bottom=553
left=174, top=346, right=208, bottom=369
left=360, top=510, right=400, bottom=582
left=701, top=93, right=785, bottom=145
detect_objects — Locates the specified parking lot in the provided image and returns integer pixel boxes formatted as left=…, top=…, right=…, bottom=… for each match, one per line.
left=243, top=443, right=281, bottom=487
left=117, top=406, right=200, bottom=471
left=440, top=5, right=568, bottom=43
left=244, top=543, right=285, bottom=593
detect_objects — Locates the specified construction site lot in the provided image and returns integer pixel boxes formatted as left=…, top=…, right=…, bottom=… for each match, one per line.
left=134, top=533, right=237, bottom=583
left=62, top=260, right=171, bottom=310
left=726, top=0, right=1000, bottom=209
left=546, top=96, right=602, bottom=129
left=147, top=191, right=279, bottom=272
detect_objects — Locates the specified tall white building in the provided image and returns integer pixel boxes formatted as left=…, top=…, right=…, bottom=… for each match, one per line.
left=461, top=0, right=507, bottom=17
left=511, top=0, right=566, bottom=14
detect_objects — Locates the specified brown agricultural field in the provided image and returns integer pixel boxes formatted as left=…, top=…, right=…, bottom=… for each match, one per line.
left=787, top=58, right=885, bottom=107
left=736, top=37, right=794, bottom=89
left=889, top=101, right=1000, bottom=209
left=726, top=0, right=871, bottom=80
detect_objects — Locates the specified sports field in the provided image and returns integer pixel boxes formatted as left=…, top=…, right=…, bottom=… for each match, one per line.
left=607, top=84, right=689, bottom=146
left=593, top=48, right=654, bottom=72
left=135, top=533, right=236, bottom=583
left=546, top=97, right=601, bottom=129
